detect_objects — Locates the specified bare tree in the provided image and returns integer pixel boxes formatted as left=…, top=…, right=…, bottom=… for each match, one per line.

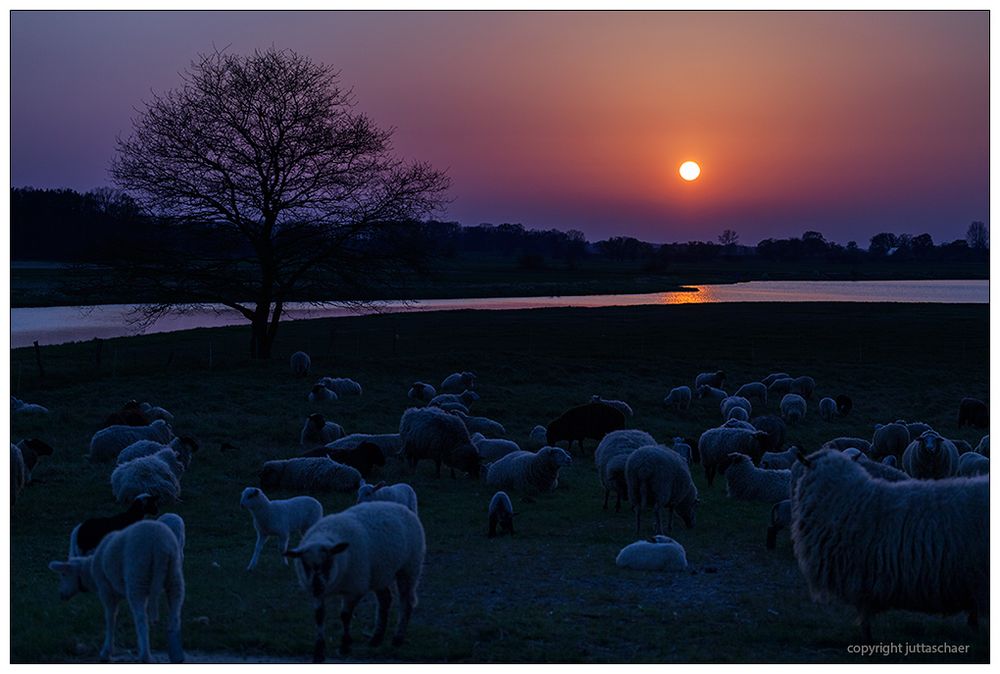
left=966, top=221, right=989, bottom=250
left=718, top=229, right=739, bottom=246
left=108, top=48, right=450, bottom=358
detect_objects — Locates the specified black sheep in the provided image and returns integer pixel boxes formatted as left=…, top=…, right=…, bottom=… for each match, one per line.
left=74, top=494, right=159, bottom=556
left=835, top=395, right=853, bottom=417
left=316, top=441, right=386, bottom=480
left=101, top=400, right=151, bottom=429
left=958, top=398, right=989, bottom=429
left=750, top=415, right=785, bottom=454
left=546, top=402, right=626, bottom=454
left=17, top=438, right=53, bottom=477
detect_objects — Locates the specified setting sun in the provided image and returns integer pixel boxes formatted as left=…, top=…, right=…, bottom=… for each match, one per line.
left=679, top=161, right=701, bottom=181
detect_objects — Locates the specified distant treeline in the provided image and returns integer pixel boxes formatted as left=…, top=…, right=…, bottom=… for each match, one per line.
left=10, top=187, right=989, bottom=266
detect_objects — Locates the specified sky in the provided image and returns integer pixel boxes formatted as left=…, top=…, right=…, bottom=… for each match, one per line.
left=9, top=10, right=989, bottom=245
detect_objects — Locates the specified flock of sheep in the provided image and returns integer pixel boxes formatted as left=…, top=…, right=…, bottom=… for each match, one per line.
left=11, top=350, right=991, bottom=662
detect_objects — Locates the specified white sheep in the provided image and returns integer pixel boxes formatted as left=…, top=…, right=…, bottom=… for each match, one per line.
left=48, top=520, right=185, bottom=663
left=146, top=513, right=187, bottom=625
left=452, top=410, right=506, bottom=437
left=625, top=445, right=698, bottom=535
left=429, top=390, right=480, bottom=408
left=139, top=402, right=174, bottom=422
left=308, top=384, right=338, bottom=403
left=485, top=446, right=573, bottom=493
left=724, top=453, right=790, bottom=503
left=760, top=372, right=790, bottom=387
left=116, top=436, right=198, bottom=469
left=440, top=371, right=476, bottom=393
left=697, top=427, right=769, bottom=486
left=871, top=422, right=911, bottom=460
left=779, top=393, right=806, bottom=424
left=789, top=375, right=816, bottom=399
left=319, top=377, right=363, bottom=396
left=259, top=457, right=362, bottom=493
left=595, top=430, right=657, bottom=511
left=356, top=480, right=419, bottom=514
left=285, top=502, right=426, bottom=662
left=957, top=452, right=989, bottom=477
left=727, top=407, right=749, bottom=422
left=470, top=432, right=522, bottom=462
left=300, top=414, right=345, bottom=450
left=720, top=395, right=752, bottom=420
left=488, top=491, right=515, bottom=537
left=407, top=381, right=437, bottom=403
left=290, top=351, right=311, bottom=377
left=663, top=386, right=692, bottom=412
left=734, top=382, right=767, bottom=407
left=767, top=377, right=795, bottom=398
left=590, top=395, right=634, bottom=417
left=694, top=370, right=726, bottom=389
left=89, top=420, right=174, bottom=463
left=240, top=487, right=323, bottom=570
left=901, top=430, right=959, bottom=479
left=527, top=424, right=548, bottom=450
left=818, top=397, right=837, bottom=421
left=326, top=433, right=402, bottom=459
left=615, top=535, right=688, bottom=571
left=111, top=448, right=185, bottom=504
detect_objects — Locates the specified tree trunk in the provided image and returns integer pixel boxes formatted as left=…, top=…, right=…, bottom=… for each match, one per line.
left=249, top=301, right=283, bottom=360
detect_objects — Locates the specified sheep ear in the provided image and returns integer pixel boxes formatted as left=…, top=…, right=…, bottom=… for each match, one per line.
left=48, top=561, right=70, bottom=573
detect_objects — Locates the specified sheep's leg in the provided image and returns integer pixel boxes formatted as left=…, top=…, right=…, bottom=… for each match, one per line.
left=99, top=594, right=120, bottom=662
left=127, top=593, right=152, bottom=663
left=614, top=491, right=622, bottom=513
left=247, top=533, right=268, bottom=570
left=338, top=595, right=363, bottom=656
left=392, top=571, right=416, bottom=647
left=666, top=507, right=674, bottom=533
left=280, top=534, right=290, bottom=566
left=312, top=597, right=327, bottom=663
left=369, top=587, right=392, bottom=647
left=165, top=569, right=185, bottom=664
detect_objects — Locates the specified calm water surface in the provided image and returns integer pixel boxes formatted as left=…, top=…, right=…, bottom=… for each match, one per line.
left=10, top=280, right=988, bottom=348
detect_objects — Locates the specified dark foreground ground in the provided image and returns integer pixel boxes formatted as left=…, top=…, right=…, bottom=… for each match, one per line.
left=10, top=302, right=990, bottom=663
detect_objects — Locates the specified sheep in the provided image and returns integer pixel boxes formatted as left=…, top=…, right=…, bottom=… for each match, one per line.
left=301, top=413, right=345, bottom=450
left=590, top=395, right=634, bottom=418
left=441, top=371, right=477, bottom=393
left=488, top=491, right=515, bottom=538
left=284, top=501, right=425, bottom=662
left=527, top=425, right=548, bottom=450
left=625, top=445, right=698, bottom=535
left=89, top=420, right=174, bottom=463
left=615, top=535, right=688, bottom=571
left=429, top=390, right=480, bottom=408
left=116, top=436, right=199, bottom=469
left=11, top=396, right=50, bottom=415
left=957, top=452, right=989, bottom=477
left=663, top=385, right=692, bottom=412
left=452, top=410, right=506, bottom=437
left=761, top=372, right=790, bottom=387
left=311, top=442, right=386, bottom=480
left=975, top=435, right=989, bottom=457
left=694, top=370, right=726, bottom=389
left=765, top=499, right=792, bottom=550
left=470, top=433, right=522, bottom=463
left=259, top=457, right=362, bottom=494
left=761, top=445, right=802, bottom=470
left=780, top=393, right=806, bottom=424
left=767, top=377, right=795, bottom=397
left=820, top=437, right=873, bottom=454
left=952, top=439, right=975, bottom=455
left=727, top=407, right=749, bottom=422
left=871, top=422, right=911, bottom=461
left=854, top=454, right=911, bottom=482
left=882, top=455, right=898, bottom=467
left=735, top=382, right=767, bottom=407
left=486, top=446, right=573, bottom=493
left=725, top=453, right=790, bottom=503
left=670, top=437, right=693, bottom=464
left=433, top=401, right=469, bottom=414
left=326, top=433, right=402, bottom=459
left=69, top=493, right=160, bottom=557
left=789, top=375, right=816, bottom=399
left=156, top=513, right=186, bottom=559
left=697, top=427, right=769, bottom=486
left=308, top=384, right=338, bottom=403
left=291, top=351, right=311, bottom=377
left=720, top=395, right=752, bottom=421
left=901, top=430, right=959, bottom=479
left=790, top=448, right=988, bottom=642
left=111, top=449, right=185, bottom=504
left=958, top=397, right=988, bottom=428
left=751, top=415, right=786, bottom=454
left=50, top=520, right=185, bottom=663
left=595, top=430, right=657, bottom=511
left=139, top=402, right=174, bottom=423
left=14, top=437, right=54, bottom=482
left=835, top=394, right=853, bottom=417
left=319, top=377, right=363, bottom=397
left=696, top=385, right=727, bottom=402
left=10, top=444, right=26, bottom=507
left=721, top=419, right=755, bottom=431
left=898, top=420, right=934, bottom=439
left=240, top=487, right=323, bottom=570
left=407, top=382, right=437, bottom=403
left=546, top=402, right=626, bottom=453
left=818, top=397, right=837, bottom=421
left=399, top=406, right=481, bottom=478
left=356, top=480, right=419, bottom=514
left=102, top=400, right=151, bottom=428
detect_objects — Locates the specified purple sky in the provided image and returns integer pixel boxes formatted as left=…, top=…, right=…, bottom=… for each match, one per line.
left=10, top=11, right=989, bottom=244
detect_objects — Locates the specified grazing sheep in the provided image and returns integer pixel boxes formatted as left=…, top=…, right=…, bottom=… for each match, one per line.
left=407, top=382, right=437, bottom=403
left=320, top=442, right=386, bottom=480
left=259, top=458, right=363, bottom=494
left=356, top=481, right=419, bottom=514
left=452, top=410, right=506, bottom=437
left=301, top=413, right=345, bottom=450
left=696, top=385, right=727, bottom=402
left=319, top=377, right=363, bottom=396
left=595, top=430, right=657, bottom=511
left=791, top=448, right=988, bottom=642
left=818, top=397, right=837, bottom=421
left=111, top=449, right=185, bottom=504
left=694, top=370, right=726, bottom=390
left=308, top=384, right=338, bottom=403
left=767, top=377, right=795, bottom=398
left=546, top=402, right=626, bottom=454
left=102, top=400, right=151, bottom=428
left=615, top=535, right=688, bottom=571
left=957, top=452, right=989, bottom=477
left=625, top=445, right=698, bottom=535
left=761, top=445, right=802, bottom=470
left=10, top=444, right=26, bottom=507
left=975, top=435, right=989, bottom=457
left=11, top=396, right=50, bottom=415
left=735, top=382, right=767, bottom=407
left=70, top=493, right=160, bottom=557
left=727, top=407, right=749, bottom=422
left=14, top=438, right=54, bottom=482
left=326, top=433, right=401, bottom=459
left=471, top=433, right=522, bottom=463
left=240, top=487, right=323, bottom=570
left=488, top=491, right=515, bottom=538
left=116, top=436, right=199, bottom=469
left=284, top=502, right=425, bottom=662
left=663, top=386, right=692, bottom=412
left=820, top=437, right=873, bottom=454
left=429, top=390, right=480, bottom=409
left=790, top=375, right=816, bottom=399
left=291, top=351, right=311, bottom=377
left=835, top=394, right=853, bottom=417
left=399, top=407, right=480, bottom=478
left=761, top=372, right=791, bottom=387
left=765, top=499, right=792, bottom=550
left=49, top=520, right=185, bottom=663
left=139, top=402, right=174, bottom=423
left=725, top=453, right=790, bottom=503
left=485, top=446, right=573, bottom=493
left=527, top=425, right=548, bottom=450
left=89, top=420, right=174, bottom=464
left=721, top=396, right=752, bottom=421
left=697, top=427, right=769, bottom=486
left=441, top=371, right=477, bottom=393
left=590, top=395, right=634, bottom=418
left=751, top=415, right=786, bottom=454
left=780, top=394, right=806, bottom=424
left=958, top=397, right=989, bottom=428
left=901, top=431, right=959, bottom=479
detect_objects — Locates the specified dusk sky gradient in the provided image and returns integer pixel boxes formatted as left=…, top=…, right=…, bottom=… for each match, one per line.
left=10, top=10, right=989, bottom=244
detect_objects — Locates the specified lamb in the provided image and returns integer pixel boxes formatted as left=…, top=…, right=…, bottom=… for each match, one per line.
left=760, top=446, right=803, bottom=470
left=470, top=433, right=522, bottom=463
left=488, top=491, right=515, bottom=538
left=765, top=499, right=792, bottom=550
left=308, top=384, right=338, bottom=403
left=697, top=427, right=769, bottom=486
left=356, top=481, right=419, bottom=514
left=835, top=394, right=853, bottom=417
left=69, top=493, right=160, bottom=557
left=957, top=452, right=989, bottom=477
left=975, top=435, right=989, bottom=457
left=696, top=385, right=727, bottom=401
left=301, top=413, right=345, bottom=450
left=725, top=453, right=790, bottom=503
left=595, top=430, right=657, bottom=511
left=111, top=449, right=185, bottom=504
left=546, top=402, right=627, bottom=453
left=326, top=433, right=402, bottom=459
left=870, top=422, right=910, bottom=461
left=407, top=382, right=437, bottom=403
left=139, top=402, right=174, bottom=422
left=11, top=396, right=50, bottom=415
left=13, top=437, right=54, bottom=482
left=259, top=457, right=363, bottom=494
left=761, top=372, right=791, bottom=387
left=89, top=419, right=174, bottom=463
left=240, top=487, right=323, bottom=570
left=818, top=397, right=837, bottom=421
left=399, top=406, right=481, bottom=478
left=10, top=444, right=26, bottom=507
left=441, top=371, right=476, bottom=393
left=820, top=437, right=873, bottom=454
left=694, top=370, right=726, bottom=389
left=290, top=351, right=311, bottom=377
left=720, top=395, right=752, bottom=421
left=429, top=390, right=480, bottom=408
left=780, top=393, right=806, bottom=424
left=527, top=425, right=548, bottom=450
left=615, top=535, right=688, bottom=571
left=662, top=385, right=692, bottom=412
left=591, top=395, right=634, bottom=418
left=789, top=375, right=816, bottom=399
left=735, top=382, right=767, bottom=407
left=284, top=502, right=425, bottom=662
left=767, top=377, right=795, bottom=397
left=790, top=448, right=988, bottom=642
left=486, top=446, right=573, bottom=493
left=319, top=377, right=363, bottom=396
left=901, top=430, right=959, bottom=480
left=49, top=520, right=185, bottom=663
left=958, top=397, right=988, bottom=428
left=452, top=410, right=506, bottom=437
left=625, top=445, right=698, bottom=535
left=312, top=441, right=386, bottom=480
left=751, top=415, right=786, bottom=454
left=116, top=436, right=199, bottom=469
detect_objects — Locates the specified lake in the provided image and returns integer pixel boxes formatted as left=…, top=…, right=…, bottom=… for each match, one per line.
left=9, top=279, right=988, bottom=348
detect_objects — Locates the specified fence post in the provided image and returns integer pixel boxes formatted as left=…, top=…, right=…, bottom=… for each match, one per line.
left=33, top=341, right=44, bottom=378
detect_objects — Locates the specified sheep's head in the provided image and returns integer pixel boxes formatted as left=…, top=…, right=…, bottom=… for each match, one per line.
left=677, top=490, right=699, bottom=529
left=543, top=446, right=573, bottom=468
left=241, top=487, right=264, bottom=507
left=48, top=558, right=90, bottom=601
left=920, top=431, right=943, bottom=454
left=284, top=541, right=350, bottom=595
left=460, top=390, right=481, bottom=405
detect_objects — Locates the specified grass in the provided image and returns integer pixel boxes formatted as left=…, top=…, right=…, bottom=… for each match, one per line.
left=10, top=302, right=990, bottom=663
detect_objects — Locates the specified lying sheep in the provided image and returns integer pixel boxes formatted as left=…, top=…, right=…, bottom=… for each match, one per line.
left=591, top=395, right=634, bottom=418
left=429, top=390, right=480, bottom=409
left=10, top=444, right=26, bottom=507
left=471, top=433, right=522, bottom=463
left=901, top=430, right=959, bottom=479
left=790, top=375, right=816, bottom=399
left=240, top=487, right=323, bottom=570
left=725, top=453, right=790, bottom=503
left=615, top=535, right=688, bottom=571
left=751, top=415, right=786, bottom=454
left=546, top=402, right=626, bottom=453
left=820, top=437, right=873, bottom=454
left=595, top=430, right=657, bottom=511
left=357, top=480, right=419, bottom=514
left=694, top=370, right=726, bottom=390
left=285, top=502, right=425, bottom=661
left=625, top=445, right=698, bottom=535
left=780, top=394, right=806, bottom=424
left=527, top=425, right=548, bottom=450
left=818, top=397, right=837, bottom=421
left=399, top=407, right=480, bottom=478
left=291, top=351, right=311, bottom=377
left=89, top=420, right=174, bottom=463
left=488, top=491, right=515, bottom=538
left=111, top=449, right=185, bottom=504
left=319, top=377, right=363, bottom=396
left=308, top=384, right=338, bottom=403
left=300, top=414, right=345, bottom=450
left=696, top=385, right=727, bottom=402
left=761, top=372, right=790, bottom=387
left=49, top=520, right=185, bottom=663
left=958, top=397, right=989, bottom=428
left=485, top=446, right=573, bottom=493
left=765, top=499, right=792, bottom=550
left=441, top=371, right=476, bottom=393
left=407, top=382, right=436, bottom=403
left=735, top=382, right=767, bottom=407
left=871, top=422, right=910, bottom=461
left=663, top=386, right=692, bottom=412
left=957, top=452, right=989, bottom=477
left=116, top=436, right=198, bottom=469
left=697, top=427, right=769, bottom=486
left=721, top=396, right=752, bottom=421
left=326, top=433, right=401, bottom=459
left=139, top=402, right=174, bottom=423
left=259, top=457, right=362, bottom=494
left=452, top=410, right=506, bottom=437
left=69, top=493, right=160, bottom=557
left=791, top=449, right=988, bottom=642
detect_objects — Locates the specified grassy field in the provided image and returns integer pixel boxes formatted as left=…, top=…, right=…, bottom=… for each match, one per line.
left=10, top=302, right=990, bottom=663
